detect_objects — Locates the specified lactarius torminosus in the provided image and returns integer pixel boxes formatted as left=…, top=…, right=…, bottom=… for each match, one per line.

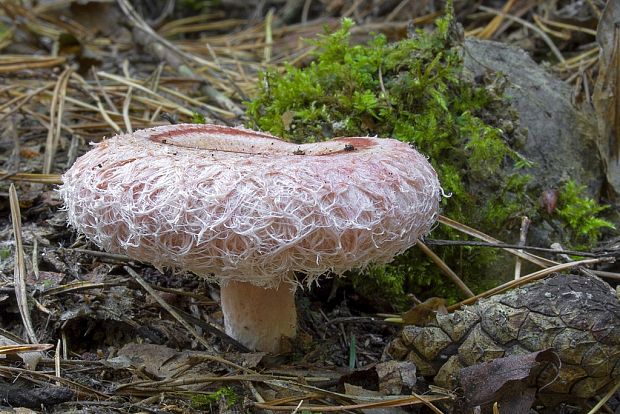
left=60, top=124, right=441, bottom=352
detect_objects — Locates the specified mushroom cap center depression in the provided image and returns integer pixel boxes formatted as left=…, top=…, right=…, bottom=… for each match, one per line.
left=60, top=124, right=441, bottom=287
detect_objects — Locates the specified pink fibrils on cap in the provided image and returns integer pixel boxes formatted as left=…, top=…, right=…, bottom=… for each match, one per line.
left=59, top=123, right=442, bottom=352
left=60, top=123, right=440, bottom=287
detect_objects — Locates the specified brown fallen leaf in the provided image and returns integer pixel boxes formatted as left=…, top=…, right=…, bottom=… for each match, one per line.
left=402, top=297, right=447, bottom=326
left=459, top=349, right=560, bottom=414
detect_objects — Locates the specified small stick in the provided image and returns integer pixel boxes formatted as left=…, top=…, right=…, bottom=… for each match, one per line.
left=586, top=379, right=620, bottom=414
left=417, top=241, right=474, bottom=298
left=514, top=216, right=531, bottom=280
left=43, top=67, right=72, bottom=174
left=448, top=257, right=613, bottom=312
left=424, top=239, right=614, bottom=258
left=122, top=60, right=133, bottom=133
left=437, top=215, right=558, bottom=267
left=264, top=8, right=274, bottom=64
left=9, top=184, right=39, bottom=343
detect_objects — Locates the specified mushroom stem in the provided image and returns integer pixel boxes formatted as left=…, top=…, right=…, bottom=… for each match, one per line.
left=220, top=281, right=297, bottom=353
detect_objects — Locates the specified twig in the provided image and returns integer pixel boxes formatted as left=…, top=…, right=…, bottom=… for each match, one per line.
left=0, top=366, right=108, bottom=399
left=254, top=394, right=448, bottom=412
left=116, top=0, right=243, bottom=117
left=417, top=241, right=474, bottom=298
left=43, top=67, right=72, bottom=174
left=125, top=266, right=214, bottom=348
left=589, top=270, right=620, bottom=281
left=448, top=257, right=614, bottom=312
left=0, top=170, right=61, bottom=184
left=514, top=216, right=531, bottom=280
left=437, top=215, right=557, bottom=267
left=423, top=238, right=613, bottom=258
left=9, top=184, right=39, bottom=344
left=264, top=8, right=274, bottom=63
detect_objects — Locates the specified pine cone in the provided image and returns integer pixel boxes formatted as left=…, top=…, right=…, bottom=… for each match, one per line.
left=386, top=274, right=620, bottom=400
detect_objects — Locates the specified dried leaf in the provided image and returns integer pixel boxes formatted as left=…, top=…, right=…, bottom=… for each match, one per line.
left=459, top=349, right=560, bottom=413
left=402, top=297, right=447, bottom=325
left=116, top=343, right=187, bottom=379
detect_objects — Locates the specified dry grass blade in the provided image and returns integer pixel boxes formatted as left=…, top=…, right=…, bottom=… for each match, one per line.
left=55, top=339, right=61, bottom=380
left=423, top=239, right=609, bottom=258
left=255, top=394, right=448, bottom=411
left=417, top=241, right=474, bottom=298
left=0, top=170, right=62, bottom=184
left=264, top=9, right=274, bottom=64
left=124, top=266, right=212, bottom=350
left=413, top=391, right=445, bottom=414
left=0, top=83, right=55, bottom=124
left=0, top=343, right=53, bottom=354
left=478, top=0, right=517, bottom=39
left=0, top=55, right=66, bottom=73
left=71, top=72, right=122, bottom=133
left=534, top=14, right=598, bottom=36
left=122, top=86, right=133, bottom=133
left=96, top=71, right=195, bottom=116
left=437, top=215, right=557, bottom=268
left=116, top=0, right=243, bottom=116
left=38, top=279, right=130, bottom=297
left=448, top=257, right=612, bottom=311
left=478, top=5, right=565, bottom=63
left=9, top=184, right=38, bottom=344
left=43, top=67, right=72, bottom=174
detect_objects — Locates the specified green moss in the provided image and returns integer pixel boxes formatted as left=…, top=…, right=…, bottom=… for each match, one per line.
left=0, top=248, right=10, bottom=261
left=244, top=6, right=612, bottom=308
left=189, top=387, right=238, bottom=410
left=246, top=9, right=523, bottom=304
left=556, top=180, right=615, bottom=248
left=191, top=111, right=207, bottom=124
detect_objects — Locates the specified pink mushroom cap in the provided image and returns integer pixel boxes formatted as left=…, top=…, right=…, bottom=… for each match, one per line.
left=60, top=124, right=442, bottom=351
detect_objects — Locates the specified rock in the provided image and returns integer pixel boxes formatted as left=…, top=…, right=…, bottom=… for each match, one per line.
left=463, top=38, right=605, bottom=199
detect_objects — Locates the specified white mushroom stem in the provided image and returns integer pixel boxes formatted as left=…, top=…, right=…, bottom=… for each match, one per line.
left=220, top=281, right=297, bottom=353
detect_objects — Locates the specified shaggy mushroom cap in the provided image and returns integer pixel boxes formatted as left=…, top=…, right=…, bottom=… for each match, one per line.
left=60, top=124, right=441, bottom=351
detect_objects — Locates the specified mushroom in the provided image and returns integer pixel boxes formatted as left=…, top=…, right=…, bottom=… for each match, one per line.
left=60, top=124, right=441, bottom=352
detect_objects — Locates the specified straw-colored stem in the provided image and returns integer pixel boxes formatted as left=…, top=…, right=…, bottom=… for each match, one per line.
left=220, top=281, right=297, bottom=353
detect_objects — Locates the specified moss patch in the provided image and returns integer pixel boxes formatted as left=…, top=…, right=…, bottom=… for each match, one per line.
left=189, top=387, right=238, bottom=410
left=245, top=7, right=612, bottom=308
left=556, top=180, right=615, bottom=249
